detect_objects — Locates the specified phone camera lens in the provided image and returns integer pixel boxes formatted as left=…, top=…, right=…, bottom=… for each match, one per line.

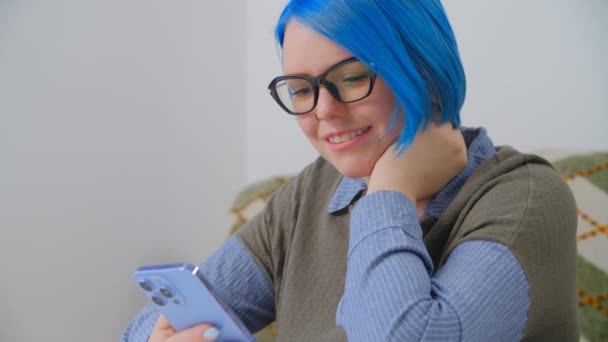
left=159, top=288, right=173, bottom=298
left=139, top=280, right=153, bottom=292
left=151, top=296, right=165, bottom=306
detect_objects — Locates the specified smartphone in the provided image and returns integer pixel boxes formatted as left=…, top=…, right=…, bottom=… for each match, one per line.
left=133, top=263, right=256, bottom=342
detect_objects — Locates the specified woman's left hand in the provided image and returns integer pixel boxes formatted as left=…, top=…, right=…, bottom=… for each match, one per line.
left=367, top=122, right=468, bottom=202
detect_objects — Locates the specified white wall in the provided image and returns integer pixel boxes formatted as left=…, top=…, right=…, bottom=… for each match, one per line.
left=245, top=0, right=608, bottom=184
left=444, top=0, right=608, bottom=151
left=0, top=1, right=245, bottom=341
left=245, top=0, right=317, bottom=184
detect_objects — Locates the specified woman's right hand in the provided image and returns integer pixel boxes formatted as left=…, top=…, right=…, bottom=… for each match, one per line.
left=148, top=315, right=220, bottom=342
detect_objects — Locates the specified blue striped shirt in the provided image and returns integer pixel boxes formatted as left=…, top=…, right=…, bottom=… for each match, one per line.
left=122, top=127, right=529, bottom=341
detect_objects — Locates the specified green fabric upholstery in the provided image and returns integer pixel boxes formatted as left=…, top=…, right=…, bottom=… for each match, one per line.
left=550, top=152, right=608, bottom=342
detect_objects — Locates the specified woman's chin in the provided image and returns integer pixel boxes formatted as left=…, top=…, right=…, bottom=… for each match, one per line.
left=332, top=162, right=374, bottom=179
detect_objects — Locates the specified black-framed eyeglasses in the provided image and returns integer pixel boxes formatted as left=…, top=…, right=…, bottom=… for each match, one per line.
left=268, top=57, right=377, bottom=115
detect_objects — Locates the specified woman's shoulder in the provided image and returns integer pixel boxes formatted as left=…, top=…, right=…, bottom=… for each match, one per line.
left=457, top=145, right=577, bottom=240
left=490, top=146, right=575, bottom=204
left=467, top=145, right=572, bottom=199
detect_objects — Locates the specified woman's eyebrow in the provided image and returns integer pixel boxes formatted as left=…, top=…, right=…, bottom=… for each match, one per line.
left=283, top=70, right=312, bottom=77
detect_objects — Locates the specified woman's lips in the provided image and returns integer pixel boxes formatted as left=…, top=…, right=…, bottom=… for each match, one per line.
left=325, top=126, right=371, bottom=151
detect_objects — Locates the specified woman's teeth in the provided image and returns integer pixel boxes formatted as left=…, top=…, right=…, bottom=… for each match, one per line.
left=328, top=128, right=368, bottom=144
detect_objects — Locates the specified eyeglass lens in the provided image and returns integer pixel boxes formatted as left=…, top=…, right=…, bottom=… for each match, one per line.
left=273, top=60, right=374, bottom=114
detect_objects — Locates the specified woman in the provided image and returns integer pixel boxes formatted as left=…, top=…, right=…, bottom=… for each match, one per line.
left=124, top=0, right=578, bottom=341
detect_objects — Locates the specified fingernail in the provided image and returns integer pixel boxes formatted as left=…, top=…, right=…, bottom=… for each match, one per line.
left=203, top=327, right=220, bottom=340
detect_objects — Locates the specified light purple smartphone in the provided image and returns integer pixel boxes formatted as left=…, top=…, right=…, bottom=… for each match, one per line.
left=133, top=263, right=256, bottom=342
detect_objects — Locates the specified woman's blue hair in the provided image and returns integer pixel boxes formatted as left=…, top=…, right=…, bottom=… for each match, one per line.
left=275, top=0, right=465, bottom=150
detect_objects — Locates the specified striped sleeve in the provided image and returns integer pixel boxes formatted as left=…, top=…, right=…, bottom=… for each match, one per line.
left=336, top=190, right=529, bottom=341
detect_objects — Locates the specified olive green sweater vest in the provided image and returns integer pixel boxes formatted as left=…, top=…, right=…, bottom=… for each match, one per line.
left=237, top=146, right=579, bottom=341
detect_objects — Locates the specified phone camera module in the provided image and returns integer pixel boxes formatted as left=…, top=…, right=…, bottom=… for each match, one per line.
left=159, top=287, right=173, bottom=298
left=138, top=280, right=154, bottom=292
left=151, top=296, right=165, bottom=306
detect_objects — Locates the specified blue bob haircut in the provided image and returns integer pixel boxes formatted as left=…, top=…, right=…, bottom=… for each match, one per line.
left=275, top=0, right=466, bottom=150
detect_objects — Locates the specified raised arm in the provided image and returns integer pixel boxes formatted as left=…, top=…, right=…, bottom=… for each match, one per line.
left=336, top=191, right=529, bottom=341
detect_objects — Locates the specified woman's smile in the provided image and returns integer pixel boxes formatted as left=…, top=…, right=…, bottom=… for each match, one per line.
left=324, top=126, right=371, bottom=151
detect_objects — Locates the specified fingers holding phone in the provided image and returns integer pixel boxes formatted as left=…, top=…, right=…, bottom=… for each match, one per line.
left=148, top=315, right=220, bottom=342
left=133, top=263, right=255, bottom=342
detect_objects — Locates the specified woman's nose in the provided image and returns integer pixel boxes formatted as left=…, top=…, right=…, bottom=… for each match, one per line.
left=314, top=87, right=347, bottom=121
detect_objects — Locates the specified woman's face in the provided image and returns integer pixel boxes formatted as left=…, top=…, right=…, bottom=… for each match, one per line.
left=282, top=20, right=402, bottom=178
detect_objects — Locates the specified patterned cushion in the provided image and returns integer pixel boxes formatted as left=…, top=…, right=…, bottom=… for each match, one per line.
left=547, top=152, right=608, bottom=342
left=228, top=152, right=608, bottom=341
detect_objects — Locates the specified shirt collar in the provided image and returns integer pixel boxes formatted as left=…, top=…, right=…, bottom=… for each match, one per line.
left=327, top=127, right=495, bottom=215
left=327, top=176, right=367, bottom=213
